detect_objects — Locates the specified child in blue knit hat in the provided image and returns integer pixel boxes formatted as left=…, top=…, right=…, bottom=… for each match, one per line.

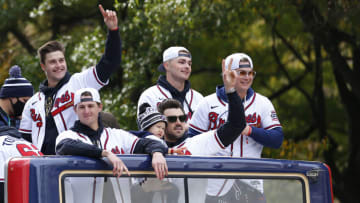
left=0, top=65, right=34, bottom=128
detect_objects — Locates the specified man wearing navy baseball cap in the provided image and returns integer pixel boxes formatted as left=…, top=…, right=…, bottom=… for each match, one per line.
left=0, top=65, right=34, bottom=128
left=137, top=46, right=204, bottom=121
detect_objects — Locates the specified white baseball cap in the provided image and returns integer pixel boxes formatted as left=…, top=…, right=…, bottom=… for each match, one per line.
left=224, top=53, right=253, bottom=70
left=74, top=88, right=101, bottom=106
left=158, top=46, right=192, bottom=72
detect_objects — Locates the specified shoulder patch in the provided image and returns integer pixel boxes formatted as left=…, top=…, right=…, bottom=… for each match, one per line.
left=271, top=110, right=278, bottom=121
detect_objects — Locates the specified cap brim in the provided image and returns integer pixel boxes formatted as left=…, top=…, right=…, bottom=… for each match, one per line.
left=158, top=63, right=166, bottom=72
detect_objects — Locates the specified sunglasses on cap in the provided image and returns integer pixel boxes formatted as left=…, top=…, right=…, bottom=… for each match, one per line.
left=166, top=115, right=187, bottom=123
left=235, top=70, right=256, bottom=77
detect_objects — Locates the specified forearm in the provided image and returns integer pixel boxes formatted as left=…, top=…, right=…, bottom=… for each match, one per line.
left=56, top=138, right=102, bottom=158
left=95, top=29, right=122, bottom=83
left=217, top=92, right=246, bottom=146
left=133, top=138, right=168, bottom=155
left=250, top=127, right=284, bottom=148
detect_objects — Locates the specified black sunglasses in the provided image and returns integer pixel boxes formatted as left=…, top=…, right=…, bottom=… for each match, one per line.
left=166, top=115, right=187, bottom=123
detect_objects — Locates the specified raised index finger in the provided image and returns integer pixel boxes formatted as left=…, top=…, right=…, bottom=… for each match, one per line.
left=228, top=58, right=233, bottom=71
left=98, top=4, right=107, bottom=17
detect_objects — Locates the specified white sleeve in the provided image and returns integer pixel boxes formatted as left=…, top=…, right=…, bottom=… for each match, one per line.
left=260, top=97, right=281, bottom=129
left=19, top=97, right=34, bottom=134
left=111, top=129, right=139, bottom=154
left=189, top=98, right=211, bottom=134
left=182, top=130, right=225, bottom=156
left=137, top=89, right=157, bottom=116
left=70, top=67, right=108, bottom=90
left=190, top=90, right=204, bottom=113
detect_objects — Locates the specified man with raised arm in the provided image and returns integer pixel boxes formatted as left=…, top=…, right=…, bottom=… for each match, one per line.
left=20, top=5, right=121, bottom=155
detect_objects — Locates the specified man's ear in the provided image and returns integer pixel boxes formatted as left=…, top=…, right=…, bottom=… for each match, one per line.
left=163, top=61, right=170, bottom=71
left=99, top=103, right=103, bottom=111
left=73, top=106, right=77, bottom=113
left=40, top=63, right=46, bottom=71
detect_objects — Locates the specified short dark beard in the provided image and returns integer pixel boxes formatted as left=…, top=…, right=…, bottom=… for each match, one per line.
left=165, top=132, right=180, bottom=143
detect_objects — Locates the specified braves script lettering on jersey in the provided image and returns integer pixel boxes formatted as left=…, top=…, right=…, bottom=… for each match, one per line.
left=189, top=86, right=283, bottom=196
left=19, top=67, right=107, bottom=151
left=137, top=84, right=203, bottom=120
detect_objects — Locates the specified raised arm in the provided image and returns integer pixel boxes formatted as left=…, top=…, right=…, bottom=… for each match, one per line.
left=95, top=4, right=122, bottom=83
left=216, top=59, right=247, bottom=146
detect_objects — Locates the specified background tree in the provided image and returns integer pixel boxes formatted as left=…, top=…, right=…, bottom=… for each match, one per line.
left=0, top=0, right=358, bottom=202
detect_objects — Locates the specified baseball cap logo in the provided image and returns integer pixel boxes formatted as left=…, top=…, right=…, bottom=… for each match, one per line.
left=239, top=61, right=251, bottom=68
left=178, top=52, right=191, bottom=59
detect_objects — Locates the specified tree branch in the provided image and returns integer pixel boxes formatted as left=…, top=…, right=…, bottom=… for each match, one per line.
left=9, top=27, right=36, bottom=55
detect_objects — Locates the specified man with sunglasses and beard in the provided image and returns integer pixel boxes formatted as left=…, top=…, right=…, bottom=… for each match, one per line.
left=133, top=59, right=248, bottom=203
left=188, top=53, right=284, bottom=202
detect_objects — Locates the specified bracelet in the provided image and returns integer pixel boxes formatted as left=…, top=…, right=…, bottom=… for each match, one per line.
left=110, top=27, right=119, bottom=31
left=225, top=87, right=236, bottom=94
left=247, top=126, right=252, bottom=136
left=170, top=148, right=174, bottom=154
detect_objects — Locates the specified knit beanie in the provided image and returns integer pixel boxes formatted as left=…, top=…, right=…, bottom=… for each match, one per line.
left=0, top=65, right=34, bottom=98
left=137, top=103, right=167, bottom=131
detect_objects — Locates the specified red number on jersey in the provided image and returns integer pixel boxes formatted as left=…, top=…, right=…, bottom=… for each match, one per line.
left=16, top=144, right=43, bottom=156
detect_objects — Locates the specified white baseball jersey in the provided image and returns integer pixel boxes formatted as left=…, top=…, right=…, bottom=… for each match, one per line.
left=19, top=67, right=107, bottom=150
left=137, top=84, right=203, bottom=119
left=0, top=136, right=42, bottom=182
left=56, top=127, right=142, bottom=203
left=189, top=87, right=282, bottom=196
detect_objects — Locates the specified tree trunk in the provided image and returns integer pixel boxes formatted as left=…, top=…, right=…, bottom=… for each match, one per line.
left=295, top=1, right=360, bottom=202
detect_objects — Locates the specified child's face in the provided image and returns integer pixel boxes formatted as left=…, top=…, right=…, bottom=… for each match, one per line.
left=148, top=122, right=166, bottom=138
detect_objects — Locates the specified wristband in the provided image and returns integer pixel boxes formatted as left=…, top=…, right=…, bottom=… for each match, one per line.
left=110, top=27, right=119, bottom=31
left=170, top=148, right=174, bottom=154
left=226, top=87, right=236, bottom=94
left=246, top=126, right=252, bottom=136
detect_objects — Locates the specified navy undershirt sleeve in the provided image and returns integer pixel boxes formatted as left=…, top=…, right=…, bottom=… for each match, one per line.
left=95, top=29, right=122, bottom=83
left=217, top=92, right=246, bottom=147
left=250, top=127, right=283, bottom=148
left=188, top=128, right=201, bottom=137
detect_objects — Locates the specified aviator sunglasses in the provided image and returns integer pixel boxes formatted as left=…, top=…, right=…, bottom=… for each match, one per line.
left=166, top=115, right=187, bottom=123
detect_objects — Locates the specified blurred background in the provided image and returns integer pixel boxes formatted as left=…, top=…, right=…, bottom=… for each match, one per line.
left=0, top=0, right=359, bottom=202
